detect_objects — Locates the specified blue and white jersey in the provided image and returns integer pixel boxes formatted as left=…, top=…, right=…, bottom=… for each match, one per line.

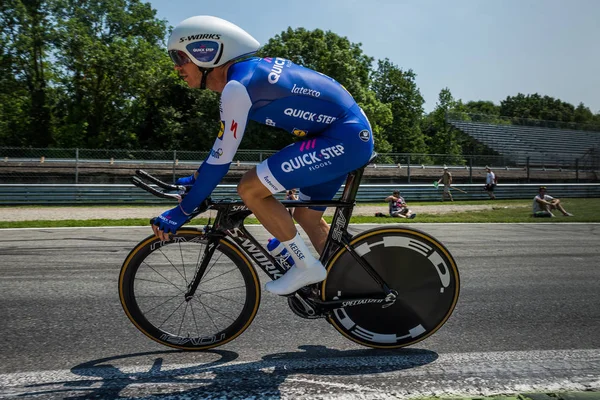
left=209, top=57, right=363, bottom=166
left=179, top=57, right=372, bottom=213
left=231, top=57, right=358, bottom=135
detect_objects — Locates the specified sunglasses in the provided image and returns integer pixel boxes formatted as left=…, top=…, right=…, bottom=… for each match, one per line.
left=168, top=50, right=192, bottom=67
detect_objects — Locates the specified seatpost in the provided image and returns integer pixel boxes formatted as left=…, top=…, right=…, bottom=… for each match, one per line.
left=339, top=167, right=364, bottom=203
left=320, top=165, right=366, bottom=263
left=339, top=151, right=376, bottom=202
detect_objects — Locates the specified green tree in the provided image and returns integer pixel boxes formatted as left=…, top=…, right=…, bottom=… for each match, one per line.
left=0, top=0, right=55, bottom=146
left=499, top=93, right=576, bottom=123
left=463, top=100, right=500, bottom=117
left=573, top=102, right=595, bottom=125
left=422, top=88, right=463, bottom=159
left=136, top=78, right=222, bottom=151
left=371, top=58, right=427, bottom=154
left=50, top=0, right=168, bottom=148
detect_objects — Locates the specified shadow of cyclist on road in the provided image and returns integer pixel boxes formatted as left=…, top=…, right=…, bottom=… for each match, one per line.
left=19, top=345, right=438, bottom=399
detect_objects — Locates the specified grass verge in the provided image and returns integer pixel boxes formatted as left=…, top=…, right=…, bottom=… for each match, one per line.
left=356, top=198, right=600, bottom=223
left=0, top=198, right=598, bottom=229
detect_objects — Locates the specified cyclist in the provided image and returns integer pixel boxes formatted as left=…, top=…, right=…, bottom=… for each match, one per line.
left=152, top=16, right=374, bottom=295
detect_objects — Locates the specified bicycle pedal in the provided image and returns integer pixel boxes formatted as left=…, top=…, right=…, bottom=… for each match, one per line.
left=287, top=293, right=320, bottom=319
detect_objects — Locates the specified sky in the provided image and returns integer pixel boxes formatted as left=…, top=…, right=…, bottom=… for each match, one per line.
left=147, top=0, right=600, bottom=113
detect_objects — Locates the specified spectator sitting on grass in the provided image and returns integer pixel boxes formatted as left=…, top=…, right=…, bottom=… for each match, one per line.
left=285, top=188, right=299, bottom=201
left=532, top=186, right=574, bottom=217
left=285, top=188, right=299, bottom=216
left=376, top=190, right=416, bottom=219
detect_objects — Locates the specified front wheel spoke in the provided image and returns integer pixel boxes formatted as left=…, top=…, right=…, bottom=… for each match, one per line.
left=191, top=297, right=236, bottom=324
left=178, top=302, right=188, bottom=336
left=135, top=277, right=184, bottom=288
left=199, top=284, right=247, bottom=295
left=156, top=248, right=187, bottom=282
left=141, top=293, right=183, bottom=315
left=141, top=261, right=186, bottom=294
left=157, top=298, right=187, bottom=329
left=196, top=299, right=220, bottom=332
left=198, top=267, right=240, bottom=286
left=189, top=302, right=201, bottom=337
left=198, top=286, right=247, bottom=306
left=178, top=242, right=189, bottom=285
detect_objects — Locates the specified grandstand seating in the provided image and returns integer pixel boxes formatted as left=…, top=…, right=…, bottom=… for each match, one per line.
left=449, top=120, right=600, bottom=166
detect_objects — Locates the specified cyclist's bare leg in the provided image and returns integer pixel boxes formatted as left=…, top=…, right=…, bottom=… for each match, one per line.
left=238, top=170, right=297, bottom=242
left=292, top=208, right=329, bottom=255
left=238, top=169, right=328, bottom=252
left=238, top=169, right=327, bottom=294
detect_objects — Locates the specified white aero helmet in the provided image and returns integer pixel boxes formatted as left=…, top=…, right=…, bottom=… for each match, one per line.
left=168, top=16, right=260, bottom=71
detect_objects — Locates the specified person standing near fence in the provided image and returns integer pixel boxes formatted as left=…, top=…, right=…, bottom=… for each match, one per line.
left=484, top=166, right=497, bottom=200
left=437, top=167, right=453, bottom=202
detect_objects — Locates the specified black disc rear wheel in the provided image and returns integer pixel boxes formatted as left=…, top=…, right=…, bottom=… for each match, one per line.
left=322, top=226, right=459, bottom=348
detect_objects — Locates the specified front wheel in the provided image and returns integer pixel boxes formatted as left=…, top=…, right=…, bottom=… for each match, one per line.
left=322, top=226, right=460, bottom=349
left=119, top=229, right=261, bottom=350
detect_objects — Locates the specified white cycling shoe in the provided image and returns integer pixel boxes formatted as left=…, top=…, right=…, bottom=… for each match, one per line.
left=265, top=261, right=327, bottom=295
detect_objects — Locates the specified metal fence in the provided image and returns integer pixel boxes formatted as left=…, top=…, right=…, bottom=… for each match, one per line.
left=1, top=147, right=597, bottom=185
left=1, top=183, right=599, bottom=206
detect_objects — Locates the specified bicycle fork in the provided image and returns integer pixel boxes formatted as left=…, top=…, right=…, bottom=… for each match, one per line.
left=184, top=237, right=220, bottom=301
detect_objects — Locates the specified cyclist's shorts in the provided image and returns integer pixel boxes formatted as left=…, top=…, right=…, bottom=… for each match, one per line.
left=257, top=106, right=374, bottom=211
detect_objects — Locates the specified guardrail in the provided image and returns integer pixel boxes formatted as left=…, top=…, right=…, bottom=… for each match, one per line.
left=3, top=147, right=598, bottom=186
left=1, top=183, right=599, bottom=205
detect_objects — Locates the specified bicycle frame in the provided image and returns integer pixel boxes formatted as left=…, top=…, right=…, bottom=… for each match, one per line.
left=182, top=165, right=396, bottom=309
left=132, top=162, right=397, bottom=311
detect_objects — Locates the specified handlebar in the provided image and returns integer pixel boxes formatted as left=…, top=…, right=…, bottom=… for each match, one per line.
left=131, top=170, right=186, bottom=201
left=132, top=170, right=212, bottom=221
left=135, top=169, right=184, bottom=192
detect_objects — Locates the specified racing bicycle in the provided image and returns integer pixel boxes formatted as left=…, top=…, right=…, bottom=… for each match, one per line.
left=119, top=159, right=460, bottom=350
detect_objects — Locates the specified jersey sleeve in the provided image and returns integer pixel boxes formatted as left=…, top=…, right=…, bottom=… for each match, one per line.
left=179, top=81, right=252, bottom=213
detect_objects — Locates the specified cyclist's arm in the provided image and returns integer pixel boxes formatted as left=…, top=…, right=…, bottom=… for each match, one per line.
left=179, top=81, right=252, bottom=214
